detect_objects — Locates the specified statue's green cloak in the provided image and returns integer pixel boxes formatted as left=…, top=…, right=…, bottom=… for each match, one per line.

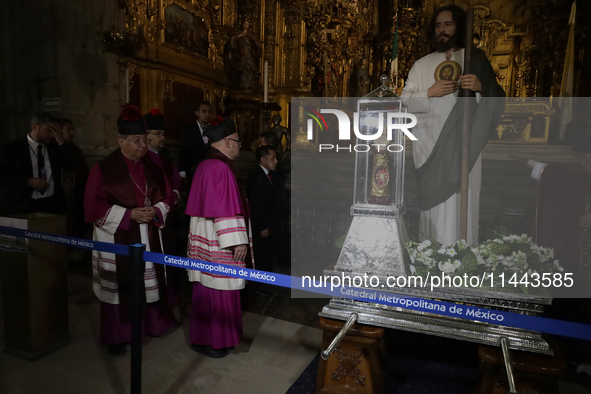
left=415, top=48, right=506, bottom=211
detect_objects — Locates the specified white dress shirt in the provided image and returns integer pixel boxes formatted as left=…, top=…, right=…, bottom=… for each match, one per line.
left=198, top=122, right=208, bottom=144
left=27, top=134, right=54, bottom=199
left=259, top=165, right=272, bottom=184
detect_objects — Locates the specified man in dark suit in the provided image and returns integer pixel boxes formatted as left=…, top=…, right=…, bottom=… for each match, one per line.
left=0, top=113, right=75, bottom=216
left=259, top=131, right=288, bottom=191
left=246, top=145, right=278, bottom=278
left=57, top=118, right=90, bottom=238
left=259, top=132, right=290, bottom=253
left=178, top=101, right=212, bottom=184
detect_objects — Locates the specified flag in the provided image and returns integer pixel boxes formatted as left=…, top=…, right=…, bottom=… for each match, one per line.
left=559, top=0, right=576, bottom=140
left=390, top=16, right=398, bottom=93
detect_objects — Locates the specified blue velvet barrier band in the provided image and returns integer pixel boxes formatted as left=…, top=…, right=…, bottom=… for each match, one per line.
left=1, top=225, right=590, bottom=341
left=144, top=250, right=591, bottom=341
left=0, top=225, right=129, bottom=256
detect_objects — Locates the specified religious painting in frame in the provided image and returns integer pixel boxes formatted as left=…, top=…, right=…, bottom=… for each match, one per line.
left=434, top=60, right=461, bottom=82
left=163, top=3, right=209, bottom=58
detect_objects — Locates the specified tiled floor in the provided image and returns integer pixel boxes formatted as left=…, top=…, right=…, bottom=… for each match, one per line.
left=0, top=267, right=323, bottom=394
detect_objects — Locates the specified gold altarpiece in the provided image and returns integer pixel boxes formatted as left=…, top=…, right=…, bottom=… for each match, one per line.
left=115, top=0, right=312, bottom=146
left=372, top=1, right=560, bottom=145
left=113, top=0, right=572, bottom=146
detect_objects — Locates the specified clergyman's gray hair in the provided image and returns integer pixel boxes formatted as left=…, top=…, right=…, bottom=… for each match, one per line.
left=30, top=112, right=57, bottom=126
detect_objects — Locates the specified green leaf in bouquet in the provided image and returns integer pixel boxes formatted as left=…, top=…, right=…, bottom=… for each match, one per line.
left=427, top=237, right=442, bottom=252
left=510, top=244, right=531, bottom=254
left=481, top=241, right=512, bottom=254
left=413, top=265, right=430, bottom=278
left=456, top=249, right=478, bottom=274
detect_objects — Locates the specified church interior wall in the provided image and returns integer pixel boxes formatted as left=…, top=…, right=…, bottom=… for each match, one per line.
left=1, top=0, right=589, bottom=235
left=0, top=0, right=28, bottom=142
left=0, top=0, right=125, bottom=152
left=53, top=0, right=124, bottom=151
left=2, top=0, right=588, bottom=142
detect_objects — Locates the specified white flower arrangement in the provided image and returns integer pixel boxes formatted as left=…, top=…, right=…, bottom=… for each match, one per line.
left=406, top=233, right=564, bottom=293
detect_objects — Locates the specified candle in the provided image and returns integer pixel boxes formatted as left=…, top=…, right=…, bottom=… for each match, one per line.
left=264, top=60, right=268, bottom=103
left=125, top=67, right=130, bottom=104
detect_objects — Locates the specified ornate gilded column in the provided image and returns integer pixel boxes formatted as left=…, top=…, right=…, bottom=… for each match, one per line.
left=280, top=0, right=304, bottom=87
left=264, top=0, right=277, bottom=89
left=397, top=7, right=417, bottom=85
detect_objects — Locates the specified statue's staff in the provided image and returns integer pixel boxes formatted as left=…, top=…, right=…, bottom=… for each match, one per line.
left=460, top=8, right=475, bottom=240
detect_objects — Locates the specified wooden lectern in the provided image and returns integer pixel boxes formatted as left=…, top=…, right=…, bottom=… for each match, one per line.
left=0, top=213, right=68, bottom=359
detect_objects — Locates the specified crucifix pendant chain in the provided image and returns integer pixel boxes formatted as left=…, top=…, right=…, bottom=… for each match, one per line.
left=129, top=173, right=151, bottom=207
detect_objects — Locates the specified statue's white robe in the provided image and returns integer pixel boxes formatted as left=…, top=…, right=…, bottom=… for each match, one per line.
left=401, top=49, right=481, bottom=245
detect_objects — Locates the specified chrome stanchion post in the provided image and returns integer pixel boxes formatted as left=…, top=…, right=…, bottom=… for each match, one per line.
left=500, top=337, right=519, bottom=394
left=321, top=313, right=358, bottom=360
left=129, top=243, right=146, bottom=394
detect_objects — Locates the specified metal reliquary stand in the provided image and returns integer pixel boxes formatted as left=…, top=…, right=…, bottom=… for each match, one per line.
left=319, top=76, right=549, bottom=393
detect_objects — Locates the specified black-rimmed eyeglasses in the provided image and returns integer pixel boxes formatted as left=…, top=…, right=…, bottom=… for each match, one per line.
left=225, top=137, right=242, bottom=146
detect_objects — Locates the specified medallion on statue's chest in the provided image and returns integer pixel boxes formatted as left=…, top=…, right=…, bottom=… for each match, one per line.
left=434, top=60, right=462, bottom=82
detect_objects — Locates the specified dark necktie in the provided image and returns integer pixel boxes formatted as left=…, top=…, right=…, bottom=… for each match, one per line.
left=37, top=145, right=46, bottom=195
left=37, top=145, right=45, bottom=177
left=200, top=124, right=208, bottom=142
left=267, top=172, right=272, bottom=184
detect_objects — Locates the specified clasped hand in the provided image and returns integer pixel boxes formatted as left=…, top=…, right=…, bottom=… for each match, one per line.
left=232, top=244, right=247, bottom=261
left=28, top=177, right=50, bottom=192
left=459, top=74, right=481, bottom=92
left=131, top=207, right=156, bottom=224
left=428, top=80, right=458, bottom=97
left=428, top=74, right=481, bottom=98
